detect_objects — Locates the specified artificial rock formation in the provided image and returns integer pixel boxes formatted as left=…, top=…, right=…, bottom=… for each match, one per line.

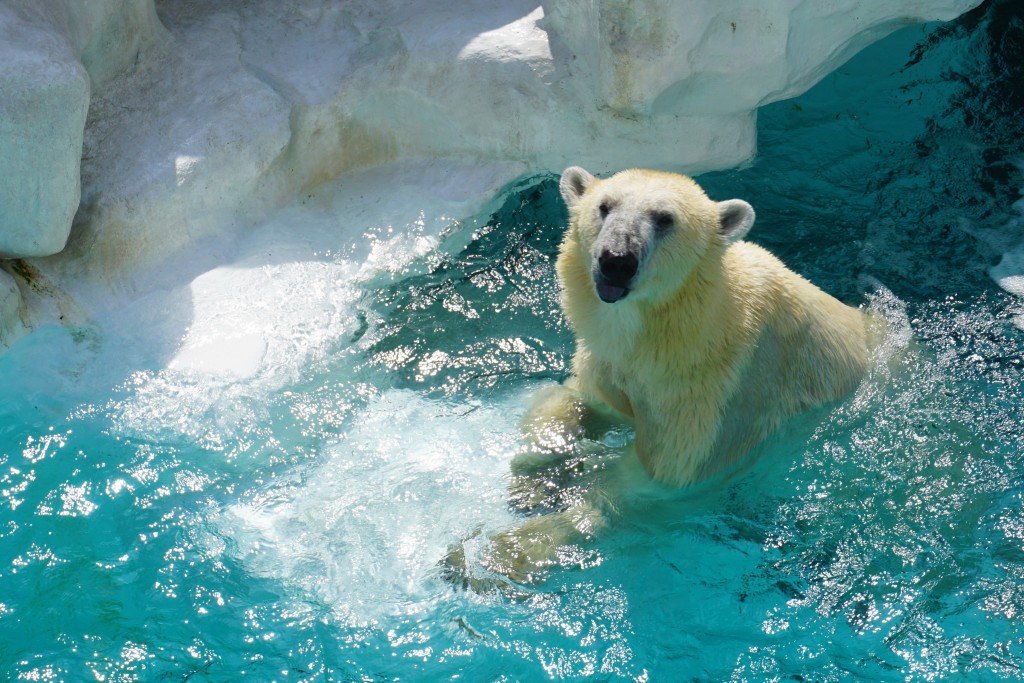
left=0, top=0, right=983, bottom=348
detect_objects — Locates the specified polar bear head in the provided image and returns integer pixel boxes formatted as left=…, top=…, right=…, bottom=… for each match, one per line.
left=559, top=166, right=755, bottom=304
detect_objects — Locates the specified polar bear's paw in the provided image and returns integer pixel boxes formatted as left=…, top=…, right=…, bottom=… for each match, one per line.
left=439, top=503, right=606, bottom=594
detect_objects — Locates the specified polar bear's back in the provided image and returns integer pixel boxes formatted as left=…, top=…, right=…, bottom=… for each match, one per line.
left=713, top=241, right=870, bottom=467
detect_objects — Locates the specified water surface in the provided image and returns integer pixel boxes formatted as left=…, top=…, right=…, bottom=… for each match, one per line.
left=3, top=3, right=1024, bottom=680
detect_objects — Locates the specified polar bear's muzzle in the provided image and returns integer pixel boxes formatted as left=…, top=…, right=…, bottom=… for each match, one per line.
left=594, top=250, right=638, bottom=303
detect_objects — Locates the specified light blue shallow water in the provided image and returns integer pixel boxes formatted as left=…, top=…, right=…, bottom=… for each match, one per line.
left=3, top=3, right=1024, bottom=681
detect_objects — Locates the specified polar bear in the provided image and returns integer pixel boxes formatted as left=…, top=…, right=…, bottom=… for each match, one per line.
left=523, top=166, right=871, bottom=485
left=444, top=166, right=871, bottom=588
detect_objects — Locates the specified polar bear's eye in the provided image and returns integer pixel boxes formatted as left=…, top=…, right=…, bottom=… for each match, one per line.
left=598, top=203, right=610, bottom=218
left=653, top=211, right=674, bottom=233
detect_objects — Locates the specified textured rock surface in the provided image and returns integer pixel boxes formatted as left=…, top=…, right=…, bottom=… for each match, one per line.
left=62, top=0, right=166, bottom=87
left=542, top=0, right=978, bottom=118
left=0, top=0, right=984, bottom=345
left=63, top=0, right=982, bottom=283
left=0, top=269, right=23, bottom=348
left=0, top=3, right=89, bottom=259
left=0, top=0, right=163, bottom=260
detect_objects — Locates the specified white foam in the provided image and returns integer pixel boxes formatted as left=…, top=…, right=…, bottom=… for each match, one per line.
left=166, top=258, right=363, bottom=382
left=209, top=389, right=523, bottom=624
left=101, top=159, right=517, bottom=442
left=95, top=160, right=539, bottom=621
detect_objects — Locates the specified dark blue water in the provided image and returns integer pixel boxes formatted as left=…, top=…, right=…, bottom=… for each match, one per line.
left=3, top=2, right=1024, bottom=680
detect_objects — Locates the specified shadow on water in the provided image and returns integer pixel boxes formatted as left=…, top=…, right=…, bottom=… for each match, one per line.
left=358, top=175, right=572, bottom=399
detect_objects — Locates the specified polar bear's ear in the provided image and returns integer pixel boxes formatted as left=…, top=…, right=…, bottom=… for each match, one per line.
left=718, top=199, right=756, bottom=244
left=560, top=167, right=596, bottom=208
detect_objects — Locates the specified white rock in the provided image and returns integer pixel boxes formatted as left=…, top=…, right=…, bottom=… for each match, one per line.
left=0, top=0, right=164, bottom=259
left=0, top=269, right=25, bottom=350
left=542, top=0, right=979, bottom=118
left=144, top=0, right=982, bottom=192
left=0, top=3, right=89, bottom=259
left=61, top=0, right=165, bottom=88
left=0, top=0, right=985, bottom=337
left=64, top=9, right=294, bottom=290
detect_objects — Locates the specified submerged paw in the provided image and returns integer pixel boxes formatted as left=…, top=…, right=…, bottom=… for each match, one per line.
left=439, top=504, right=605, bottom=594
left=437, top=535, right=538, bottom=597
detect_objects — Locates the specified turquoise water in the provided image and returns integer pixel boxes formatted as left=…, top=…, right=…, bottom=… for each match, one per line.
left=4, top=3, right=1024, bottom=681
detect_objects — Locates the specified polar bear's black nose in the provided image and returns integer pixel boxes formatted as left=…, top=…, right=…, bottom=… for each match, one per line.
left=598, top=251, right=638, bottom=286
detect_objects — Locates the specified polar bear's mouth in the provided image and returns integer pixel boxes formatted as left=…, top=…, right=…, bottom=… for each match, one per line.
left=596, top=279, right=630, bottom=303
left=594, top=251, right=638, bottom=303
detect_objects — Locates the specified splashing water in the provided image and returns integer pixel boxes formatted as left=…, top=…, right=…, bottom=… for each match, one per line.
left=3, top=4, right=1024, bottom=681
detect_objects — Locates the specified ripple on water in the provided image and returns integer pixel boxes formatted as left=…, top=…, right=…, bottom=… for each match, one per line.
left=4, top=5, right=1024, bottom=680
